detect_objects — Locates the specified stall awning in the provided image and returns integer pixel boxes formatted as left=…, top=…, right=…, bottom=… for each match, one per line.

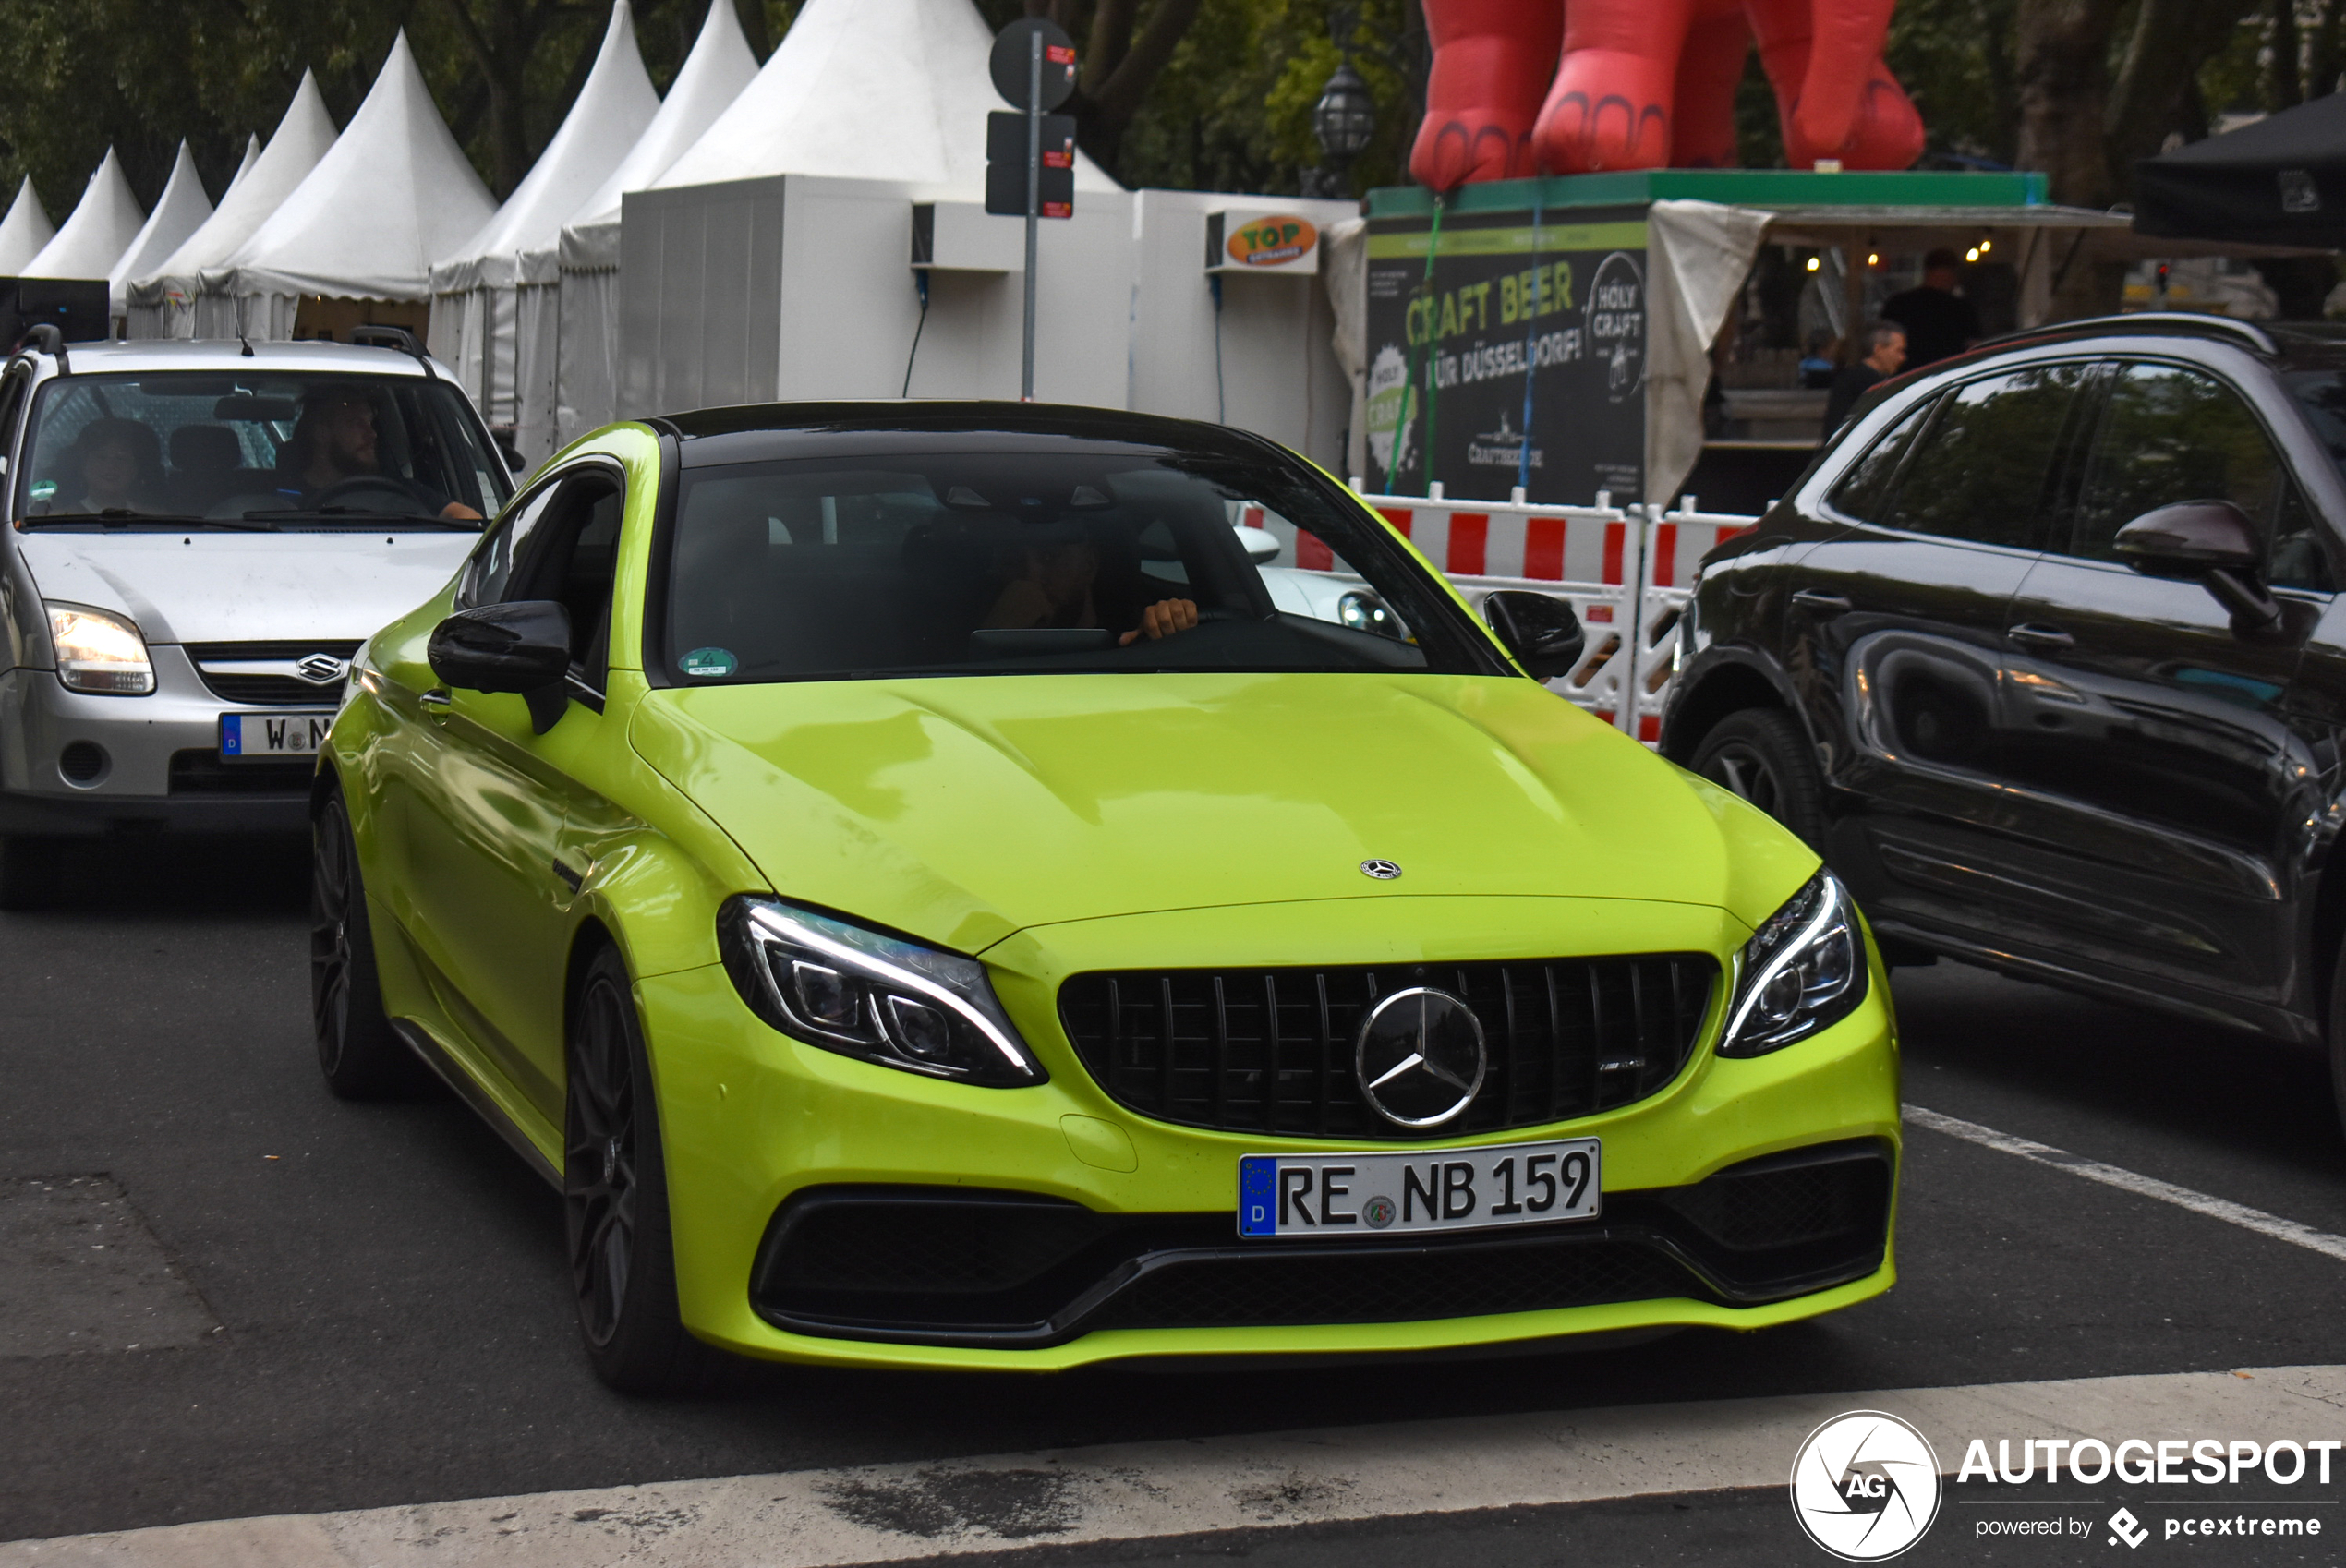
left=2135, top=96, right=2346, bottom=248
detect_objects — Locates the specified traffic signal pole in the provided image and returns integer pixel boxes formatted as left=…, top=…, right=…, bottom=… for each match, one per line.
left=1022, top=30, right=1040, bottom=402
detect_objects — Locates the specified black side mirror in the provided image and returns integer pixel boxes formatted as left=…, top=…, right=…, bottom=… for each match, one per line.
left=428, top=600, right=574, bottom=732
left=1482, top=589, right=1586, bottom=682
left=2113, top=500, right=2281, bottom=633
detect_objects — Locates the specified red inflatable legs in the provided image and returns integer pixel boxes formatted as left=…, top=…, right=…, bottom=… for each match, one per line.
left=1671, top=4, right=1755, bottom=168
left=1747, top=0, right=1923, bottom=168
left=1410, top=0, right=1565, bottom=189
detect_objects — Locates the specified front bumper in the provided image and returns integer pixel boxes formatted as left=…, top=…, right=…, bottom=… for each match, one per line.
left=0, top=653, right=318, bottom=837
left=642, top=894, right=1902, bottom=1371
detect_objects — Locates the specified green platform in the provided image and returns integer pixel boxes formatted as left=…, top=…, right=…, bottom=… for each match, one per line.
left=1367, top=168, right=2049, bottom=220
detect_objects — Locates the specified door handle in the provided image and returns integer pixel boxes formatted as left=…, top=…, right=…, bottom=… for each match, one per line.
left=1791, top=589, right=1853, bottom=615
left=420, top=688, right=453, bottom=719
left=2008, top=623, right=2075, bottom=650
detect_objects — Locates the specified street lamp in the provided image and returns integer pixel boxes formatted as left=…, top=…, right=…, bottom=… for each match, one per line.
left=1304, top=30, right=1375, bottom=199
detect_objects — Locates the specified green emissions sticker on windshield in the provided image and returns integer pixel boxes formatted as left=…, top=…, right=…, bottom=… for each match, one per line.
left=680, top=646, right=738, bottom=678
left=29, top=480, right=55, bottom=501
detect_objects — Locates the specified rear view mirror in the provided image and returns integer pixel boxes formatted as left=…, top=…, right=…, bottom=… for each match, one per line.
left=213, top=394, right=297, bottom=422
left=2112, top=500, right=2281, bottom=634
left=1482, top=589, right=1586, bottom=682
left=428, top=599, right=574, bottom=732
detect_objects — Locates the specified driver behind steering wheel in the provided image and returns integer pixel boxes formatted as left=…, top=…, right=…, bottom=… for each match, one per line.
left=277, top=384, right=481, bottom=521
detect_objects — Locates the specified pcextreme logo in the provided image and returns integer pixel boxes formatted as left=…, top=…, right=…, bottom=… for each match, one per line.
left=1791, top=1411, right=1944, bottom=1561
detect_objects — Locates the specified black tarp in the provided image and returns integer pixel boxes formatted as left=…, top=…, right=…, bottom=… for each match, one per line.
left=2135, top=93, right=2346, bottom=247
left=0, top=279, right=107, bottom=350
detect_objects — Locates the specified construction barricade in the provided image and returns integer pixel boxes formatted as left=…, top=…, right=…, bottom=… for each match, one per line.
left=1338, top=488, right=1758, bottom=743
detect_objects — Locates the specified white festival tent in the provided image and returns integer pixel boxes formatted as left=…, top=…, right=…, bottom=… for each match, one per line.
left=127, top=74, right=338, bottom=338
left=106, top=142, right=212, bottom=318
left=224, top=135, right=261, bottom=198
left=430, top=0, right=657, bottom=426
left=528, top=0, right=756, bottom=461
left=0, top=177, right=54, bottom=273
left=211, top=31, right=495, bottom=341
left=23, top=150, right=145, bottom=281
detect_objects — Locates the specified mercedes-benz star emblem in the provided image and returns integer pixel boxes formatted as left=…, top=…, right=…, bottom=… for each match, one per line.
left=295, top=653, right=347, bottom=686
left=1360, top=859, right=1402, bottom=880
left=1354, top=986, right=1486, bottom=1128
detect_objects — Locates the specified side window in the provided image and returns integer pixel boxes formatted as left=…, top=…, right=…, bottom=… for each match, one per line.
left=1825, top=395, right=1936, bottom=523
left=2267, top=481, right=2333, bottom=593
left=2070, top=364, right=2290, bottom=569
left=456, top=481, right=562, bottom=609
left=511, top=473, right=625, bottom=687
left=1883, top=365, right=2087, bottom=548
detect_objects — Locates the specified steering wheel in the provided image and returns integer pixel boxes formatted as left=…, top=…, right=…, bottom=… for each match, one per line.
left=311, top=476, right=428, bottom=513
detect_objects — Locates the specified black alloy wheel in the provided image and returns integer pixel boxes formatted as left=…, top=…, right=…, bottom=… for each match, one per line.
left=310, top=794, right=420, bottom=1098
left=563, top=945, right=716, bottom=1393
left=1687, top=707, right=1830, bottom=852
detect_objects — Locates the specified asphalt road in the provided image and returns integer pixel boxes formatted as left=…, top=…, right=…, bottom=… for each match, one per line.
left=6, top=832, right=2346, bottom=1563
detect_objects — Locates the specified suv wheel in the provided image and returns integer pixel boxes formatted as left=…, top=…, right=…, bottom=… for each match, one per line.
left=1688, top=708, right=1829, bottom=851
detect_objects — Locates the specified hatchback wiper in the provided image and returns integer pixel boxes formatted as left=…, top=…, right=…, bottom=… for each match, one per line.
left=241, top=506, right=481, bottom=529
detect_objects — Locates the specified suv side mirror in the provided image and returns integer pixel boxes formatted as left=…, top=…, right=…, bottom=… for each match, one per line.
left=428, top=600, right=574, bottom=732
left=2112, top=501, right=2281, bottom=633
left=1483, top=589, right=1586, bottom=682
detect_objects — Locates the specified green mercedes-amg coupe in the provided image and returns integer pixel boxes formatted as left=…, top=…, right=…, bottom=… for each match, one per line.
left=313, top=404, right=1898, bottom=1391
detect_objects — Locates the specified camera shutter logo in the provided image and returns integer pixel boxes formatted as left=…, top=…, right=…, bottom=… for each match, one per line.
left=1789, top=1410, right=1941, bottom=1561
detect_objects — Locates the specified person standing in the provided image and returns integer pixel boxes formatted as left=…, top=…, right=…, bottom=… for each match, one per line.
left=1823, top=322, right=1908, bottom=435
left=1880, top=248, right=1982, bottom=369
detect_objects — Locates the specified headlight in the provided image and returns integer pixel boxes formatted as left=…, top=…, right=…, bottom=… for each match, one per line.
left=46, top=603, right=154, bottom=694
left=1718, top=871, right=1868, bottom=1056
left=718, top=898, right=1046, bottom=1086
left=1337, top=588, right=1403, bottom=640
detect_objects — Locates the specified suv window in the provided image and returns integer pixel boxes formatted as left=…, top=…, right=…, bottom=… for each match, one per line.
left=1882, top=365, right=2087, bottom=548
left=2071, top=364, right=2321, bottom=588
left=1825, top=394, right=1936, bottom=523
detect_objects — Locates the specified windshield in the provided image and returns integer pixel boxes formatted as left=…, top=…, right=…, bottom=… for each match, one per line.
left=659, top=442, right=1501, bottom=683
left=15, top=370, right=510, bottom=528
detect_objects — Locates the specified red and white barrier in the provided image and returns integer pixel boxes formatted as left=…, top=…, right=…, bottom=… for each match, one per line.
left=1333, top=488, right=1759, bottom=742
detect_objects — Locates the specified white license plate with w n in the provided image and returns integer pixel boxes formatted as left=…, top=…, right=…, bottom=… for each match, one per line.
left=219, top=711, right=333, bottom=758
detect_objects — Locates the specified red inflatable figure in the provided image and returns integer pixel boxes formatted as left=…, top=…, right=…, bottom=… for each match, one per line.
left=1411, top=0, right=1925, bottom=187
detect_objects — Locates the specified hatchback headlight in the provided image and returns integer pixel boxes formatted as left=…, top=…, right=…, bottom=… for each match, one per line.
left=718, top=898, right=1046, bottom=1086
left=47, top=603, right=154, bottom=694
left=1719, top=871, right=1868, bottom=1056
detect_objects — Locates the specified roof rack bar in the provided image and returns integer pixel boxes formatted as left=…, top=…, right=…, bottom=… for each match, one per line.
left=1979, top=311, right=2277, bottom=356
left=347, top=324, right=438, bottom=380
left=18, top=323, right=67, bottom=375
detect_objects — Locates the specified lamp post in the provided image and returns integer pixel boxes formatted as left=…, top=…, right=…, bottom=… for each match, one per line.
left=1304, top=34, right=1375, bottom=199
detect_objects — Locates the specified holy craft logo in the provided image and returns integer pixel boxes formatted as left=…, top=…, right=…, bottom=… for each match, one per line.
left=1790, top=1411, right=1943, bottom=1561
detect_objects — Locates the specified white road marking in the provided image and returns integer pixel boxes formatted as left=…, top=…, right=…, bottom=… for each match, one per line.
left=9, top=1365, right=2346, bottom=1566
left=1905, top=1104, right=2346, bottom=1265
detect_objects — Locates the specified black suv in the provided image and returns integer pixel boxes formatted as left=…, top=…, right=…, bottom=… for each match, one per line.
left=1663, top=314, right=2346, bottom=1097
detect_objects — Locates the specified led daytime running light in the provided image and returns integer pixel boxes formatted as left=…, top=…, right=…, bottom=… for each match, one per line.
left=1719, top=872, right=1866, bottom=1056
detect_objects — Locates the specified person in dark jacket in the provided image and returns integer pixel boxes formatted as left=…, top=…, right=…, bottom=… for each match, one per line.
left=1823, top=322, right=1907, bottom=435
left=1880, top=248, right=1982, bottom=368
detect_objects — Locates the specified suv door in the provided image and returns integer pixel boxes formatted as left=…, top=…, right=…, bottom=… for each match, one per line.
left=1782, top=362, right=2093, bottom=938
left=1990, top=360, right=2336, bottom=1010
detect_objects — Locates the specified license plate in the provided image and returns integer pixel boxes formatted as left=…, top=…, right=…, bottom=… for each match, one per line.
left=219, top=711, right=333, bottom=759
left=1237, top=1137, right=1601, bottom=1238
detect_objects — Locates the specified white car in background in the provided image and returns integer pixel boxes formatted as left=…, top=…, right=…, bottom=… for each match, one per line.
left=1233, top=523, right=1408, bottom=640
left=0, top=332, right=514, bottom=905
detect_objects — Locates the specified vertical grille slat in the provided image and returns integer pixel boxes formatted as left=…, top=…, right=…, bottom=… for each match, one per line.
left=1060, top=954, right=1717, bottom=1141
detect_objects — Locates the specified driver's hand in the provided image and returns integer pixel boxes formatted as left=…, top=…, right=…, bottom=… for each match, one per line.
left=1119, top=598, right=1198, bottom=645
left=441, top=501, right=483, bottom=521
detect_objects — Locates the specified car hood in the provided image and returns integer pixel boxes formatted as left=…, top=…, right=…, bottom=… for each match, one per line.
left=14, top=530, right=476, bottom=645
left=634, top=672, right=1815, bottom=955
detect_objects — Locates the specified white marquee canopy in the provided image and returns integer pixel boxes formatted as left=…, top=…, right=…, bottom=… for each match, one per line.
left=107, top=142, right=213, bottom=315
left=0, top=177, right=54, bottom=274
left=24, top=149, right=145, bottom=281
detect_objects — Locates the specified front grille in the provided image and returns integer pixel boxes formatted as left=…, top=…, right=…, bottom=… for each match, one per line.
left=1058, top=957, right=1717, bottom=1140
left=185, top=641, right=359, bottom=706
left=169, top=750, right=311, bottom=794
left=1093, top=1236, right=1693, bottom=1331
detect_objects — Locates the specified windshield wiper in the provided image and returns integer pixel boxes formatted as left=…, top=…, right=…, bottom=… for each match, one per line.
left=241, top=506, right=480, bottom=529
left=20, top=511, right=279, bottom=532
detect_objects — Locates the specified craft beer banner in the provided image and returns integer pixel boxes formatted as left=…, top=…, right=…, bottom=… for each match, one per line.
left=1363, top=205, right=1647, bottom=506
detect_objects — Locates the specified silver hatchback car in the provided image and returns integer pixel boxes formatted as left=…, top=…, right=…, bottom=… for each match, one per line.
left=0, top=334, right=514, bottom=905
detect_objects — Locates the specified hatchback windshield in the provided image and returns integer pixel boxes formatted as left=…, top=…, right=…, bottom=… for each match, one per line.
left=659, top=444, right=1497, bottom=682
left=15, top=371, right=510, bottom=528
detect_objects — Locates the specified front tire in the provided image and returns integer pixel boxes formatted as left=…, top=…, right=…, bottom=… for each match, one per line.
left=566, top=944, right=716, bottom=1394
left=311, top=794, right=421, bottom=1099
left=1688, top=707, right=1830, bottom=852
